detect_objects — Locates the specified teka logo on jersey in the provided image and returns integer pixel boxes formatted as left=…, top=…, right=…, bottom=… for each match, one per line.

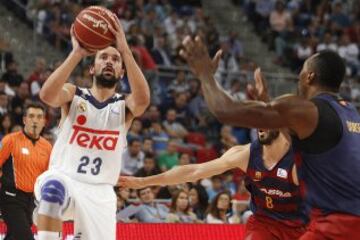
left=69, top=125, right=119, bottom=150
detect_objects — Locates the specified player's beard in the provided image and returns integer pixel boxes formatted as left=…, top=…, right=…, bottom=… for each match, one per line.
left=94, top=72, right=119, bottom=89
left=258, top=130, right=280, bottom=145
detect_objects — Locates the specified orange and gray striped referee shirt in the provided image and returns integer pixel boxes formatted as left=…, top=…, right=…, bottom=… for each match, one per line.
left=0, top=131, right=52, bottom=193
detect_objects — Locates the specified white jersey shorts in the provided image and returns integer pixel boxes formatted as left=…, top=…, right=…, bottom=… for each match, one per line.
left=34, top=170, right=117, bottom=240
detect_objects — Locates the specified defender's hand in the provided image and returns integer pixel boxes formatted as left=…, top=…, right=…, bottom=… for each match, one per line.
left=247, top=68, right=270, bottom=102
left=180, top=35, right=222, bottom=79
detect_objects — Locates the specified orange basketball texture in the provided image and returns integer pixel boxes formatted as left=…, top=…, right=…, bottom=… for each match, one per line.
left=73, top=6, right=116, bottom=50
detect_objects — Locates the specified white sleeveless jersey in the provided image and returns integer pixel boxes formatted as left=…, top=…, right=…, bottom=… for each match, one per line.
left=49, top=87, right=127, bottom=185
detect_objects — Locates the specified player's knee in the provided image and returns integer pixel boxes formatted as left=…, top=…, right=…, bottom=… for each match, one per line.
left=38, top=179, right=68, bottom=220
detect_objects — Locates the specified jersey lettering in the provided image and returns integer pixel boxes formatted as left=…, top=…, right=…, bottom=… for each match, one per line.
left=69, top=125, right=119, bottom=151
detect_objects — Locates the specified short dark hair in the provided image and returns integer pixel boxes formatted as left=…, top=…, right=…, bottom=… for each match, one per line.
left=128, top=138, right=141, bottom=146
left=24, top=102, right=46, bottom=116
left=144, top=152, right=155, bottom=159
left=136, top=187, right=151, bottom=197
left=309, top=50, right=345, bottom=91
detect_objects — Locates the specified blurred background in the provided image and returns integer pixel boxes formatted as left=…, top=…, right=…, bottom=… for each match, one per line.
left=0, top=0, right=359, bottom=236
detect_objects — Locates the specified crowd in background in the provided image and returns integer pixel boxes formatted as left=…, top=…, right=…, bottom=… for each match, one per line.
left=0, top=0, right=253, bottom=224
left=237, top=0, right=360, bottom=103
left=1, top=0, right=360, bottom=225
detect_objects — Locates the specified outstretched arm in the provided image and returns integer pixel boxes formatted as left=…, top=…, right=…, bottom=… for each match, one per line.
left=180, top=36, right=318, bottom=139
left=119, top=145, right=250, bottom=189
left=109, top=14, right=150, bottom=120
left=39, top=27, right=94, bottom=108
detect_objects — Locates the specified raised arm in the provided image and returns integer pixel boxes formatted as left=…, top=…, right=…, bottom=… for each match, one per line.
left=180, top=36, right=318, bottom=139
left=39, top=27, right=94, bottom=108
left=119, top=145, right=250, bottom=189
left=109, top=14, right=150, bottom=119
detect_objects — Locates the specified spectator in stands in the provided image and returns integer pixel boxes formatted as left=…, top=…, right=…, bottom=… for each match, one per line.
left=141, top=9, right=161, bottom=46
left=206, top=191, right=233, bottom=224
left=270, top=1, right=293, bottom=36
left=215, top=125, right=238, bottom=154
left=163, top=108, right=188, bottom=142
left=316, top=32, right=338, bottom=52
left=346, top=20, right=360, bottom=43
left=227, top=31, right=244, bottom=62
left=226, top=79, right=247, bottom=101
left=117, top=187, right=169, bottom=223
left=0, top=114, right=12, bottom=140
left=121, top=138, right=145, bottom=176
left=206, top=175, right=224, bottom=201
left=231, top=178, right=252, bottom=223
left=233, top=178, right=250, bottom=202
left=165, top=92, right=192, bottom=126
left=252, top=0, right=274, bottom=35
left=11, top=82, right=30, bottom=125
left=142, top=137, right=155, bottom=155
left=141, top=104, right=161, bottom=128
left=164, top=10, right=184, bottom=39
left=148, top=121, right=169, bottom=153
left=135, top=153, right=161, bottom=177
left=127, top=118, right=144, bottom=142
left=338, top=33, right=360, bottom=77
left=112, top=0, right=128, bottom=19
left=156, top=184, right=180, bottom=199
left=31, top=67, right=52, bottom=99
left=144, top=0, right=167, bottom=21
left=270, top=0, right=293, bottom=64
left=294, top=35, right=313, bottom=71
left=151, top=35, right=173, bottom=66
left=27, top=57, right=46, bottom=85
left=222, top=171, right=237, bottom=195
left=115, top=187, right=130, bottom=212
left=189, top=184, right=209, bottom=220
left=167, top=70, right=190, bottom=97
left=166, top=190, right=200, bottom=223
left=1, top=61, right=23, bottom=89
left=188, top=88, right=215, bottom=131
left=120, top=9, right=135, bottom=33
left=157, top=139, right=179, bottom=171
left=215, top=39, right=240, bottom=88
left=0, top=92, right=8, bottom=116
left=179, top=152, right=191, bottom=165
left=129, top=36, right=157, bottom=72
left=330, top=2, right=351, bottom=29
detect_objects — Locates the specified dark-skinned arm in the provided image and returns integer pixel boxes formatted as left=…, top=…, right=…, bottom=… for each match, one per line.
left=180, top=36, right=318, bottom=139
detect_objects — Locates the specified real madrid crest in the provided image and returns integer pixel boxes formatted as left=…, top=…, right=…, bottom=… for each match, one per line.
left=77, top=101, right=87, bottom=113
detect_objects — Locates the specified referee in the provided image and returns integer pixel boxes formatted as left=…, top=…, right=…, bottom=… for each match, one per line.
left=0, top=102, right=52, bottom=240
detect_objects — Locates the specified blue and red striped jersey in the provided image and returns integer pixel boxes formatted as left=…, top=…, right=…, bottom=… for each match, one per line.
left=245, top=140, right=308, bottom=226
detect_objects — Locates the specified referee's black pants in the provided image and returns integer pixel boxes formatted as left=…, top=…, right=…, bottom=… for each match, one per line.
left=0, top=188, right=35, bottom=240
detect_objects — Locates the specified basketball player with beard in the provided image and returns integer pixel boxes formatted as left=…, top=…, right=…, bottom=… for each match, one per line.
left=33, top=14, right=150, bottom=240
left=121, top=129, right=308, bottom=239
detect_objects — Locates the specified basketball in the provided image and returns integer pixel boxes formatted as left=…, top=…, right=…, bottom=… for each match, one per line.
left=73, top=6, right=116, bottom=51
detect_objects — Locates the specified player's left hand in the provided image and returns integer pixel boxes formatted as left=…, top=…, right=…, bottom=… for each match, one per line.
left=108, top=13, right=128, bottom=54
left=118, top=176, right=145, bottom=189
left=247, top=68, right=270, bottom=102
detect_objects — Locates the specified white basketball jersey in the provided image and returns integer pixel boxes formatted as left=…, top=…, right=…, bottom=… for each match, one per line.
left=49, top=87, right=127, bottom=185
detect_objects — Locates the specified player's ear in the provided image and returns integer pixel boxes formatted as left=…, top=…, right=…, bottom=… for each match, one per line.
left=307, top=71, right=316, bottom=85
left=89, top=65, right=95, bottom=75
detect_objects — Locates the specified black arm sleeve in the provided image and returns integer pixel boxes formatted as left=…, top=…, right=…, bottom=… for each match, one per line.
left=295, top=98, right=343, bottom=154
